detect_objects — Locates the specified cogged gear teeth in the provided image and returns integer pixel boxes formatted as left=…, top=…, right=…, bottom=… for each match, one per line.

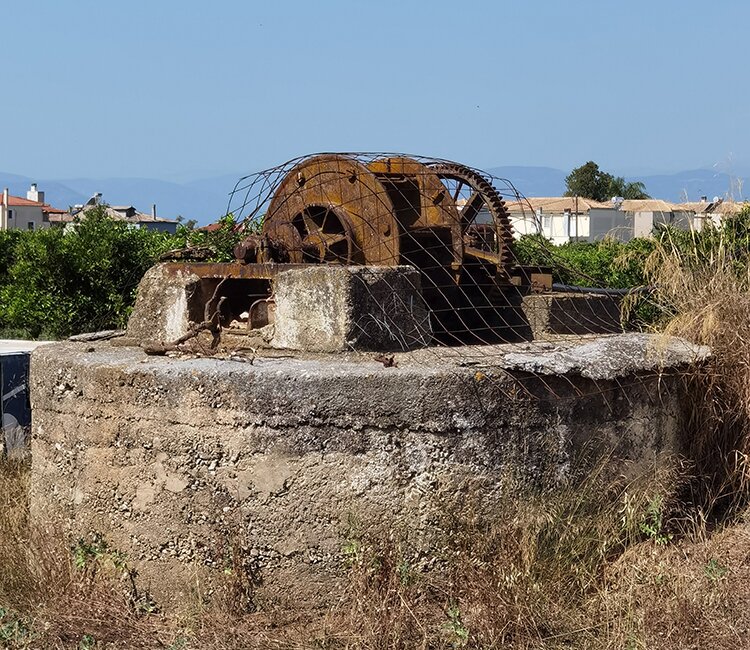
left=427, top=162, right=516, bottom=277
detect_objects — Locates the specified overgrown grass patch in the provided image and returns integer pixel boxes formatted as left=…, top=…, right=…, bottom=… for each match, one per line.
left=5, top=454, right=749, bottom=649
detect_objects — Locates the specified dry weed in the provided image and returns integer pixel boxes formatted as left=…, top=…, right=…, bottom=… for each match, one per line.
left=638, top=224, right=750, bottom=515
left=2, top=453, right=749, bottom=649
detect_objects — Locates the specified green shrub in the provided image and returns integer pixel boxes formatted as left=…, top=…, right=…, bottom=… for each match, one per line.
left=0, top=209, right=174, bottom=338
left=512, top=234, right=654, bottom=288
left=170, top=213, right=247, bottom=262
left=0, top=230, right=22, bottom=285
left=0, top=209, right=249, bottom=339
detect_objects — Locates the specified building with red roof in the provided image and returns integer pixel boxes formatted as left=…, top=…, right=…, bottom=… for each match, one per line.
left=0, top=184, right=66, bottom=231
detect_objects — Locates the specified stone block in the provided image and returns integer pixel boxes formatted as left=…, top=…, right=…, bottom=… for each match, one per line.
left=272, top=265, right=432, bottom=352
left=126, top=264, right=204, bottom=343
left=522, top=292, right=622, bottom=339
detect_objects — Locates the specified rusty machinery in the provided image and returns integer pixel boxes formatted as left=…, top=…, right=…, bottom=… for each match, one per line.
left=176, top=154, right=550, bottom=345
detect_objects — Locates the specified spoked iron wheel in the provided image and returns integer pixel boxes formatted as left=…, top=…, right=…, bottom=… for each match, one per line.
left=427, top=163, right=527, bottom=343
left=292, top=205, right=356, bottom=264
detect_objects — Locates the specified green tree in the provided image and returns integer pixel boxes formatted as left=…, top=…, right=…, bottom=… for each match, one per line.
left=564, top=161, right=612, bottom=202
left=0, top=230, right=22, bottom=285
left=564, top=161, right=650, bottom=201
left=0, top=207, right=175, bottom=338
left=606, top=176, right=651, bottom=200
left=0, top=208, right=253, bottom=339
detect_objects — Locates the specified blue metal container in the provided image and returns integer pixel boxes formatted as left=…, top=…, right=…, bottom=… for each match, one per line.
left=1, top=341, right=48, bottom=456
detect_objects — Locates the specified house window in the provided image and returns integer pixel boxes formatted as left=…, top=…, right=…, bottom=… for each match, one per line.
left=7, top=209, right=13, bottom=220
left=27, top=222, right=34, bottom=231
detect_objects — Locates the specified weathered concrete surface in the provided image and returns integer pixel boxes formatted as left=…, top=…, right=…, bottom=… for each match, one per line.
left=272, top=265, right=431, bottom=352
left=522, top=292, right=623, bottom=338
left=126, top=264, right=203, bottom=342
left=502, top=333, right=710, bottom=380
left=29, top=335, right=703, bottom=612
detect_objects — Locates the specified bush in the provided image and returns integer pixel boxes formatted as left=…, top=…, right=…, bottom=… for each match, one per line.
left=643, top=207, right=750, bottom=507
left=0, top=208, right=176, bottom=339
left=0, top=230, right=22, bottom=286
left=0, top=210, right=249, bottom=340
left=512, top=234, right=654, bottom=288
left=170, top=213, right=247, bottom=262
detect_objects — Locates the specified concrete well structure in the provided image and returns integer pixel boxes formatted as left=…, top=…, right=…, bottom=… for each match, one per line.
left=29, top=331, right=707, bottom=611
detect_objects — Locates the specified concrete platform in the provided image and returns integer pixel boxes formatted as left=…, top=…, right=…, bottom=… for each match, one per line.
left=0, top=339, right=51, bottom=354
left=29, top=334, right=707, bottom=611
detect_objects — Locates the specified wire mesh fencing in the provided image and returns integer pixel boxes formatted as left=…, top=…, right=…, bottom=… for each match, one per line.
left=164, top=152, right=702, bottom=405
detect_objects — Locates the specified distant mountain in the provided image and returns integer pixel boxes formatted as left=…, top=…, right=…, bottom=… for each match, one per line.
left=1, top=166, right=747, bottom=227
left=0, top=172, right=87, bottom=210
left=55, top=177, right=230, bottom=223
left=0, top=172, right=233, bottom=224
left=486, top=166, right=567, bottom=198
left=634, top=169, right=747, bottom=203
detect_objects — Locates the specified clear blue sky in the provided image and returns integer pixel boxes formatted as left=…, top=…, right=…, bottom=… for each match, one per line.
left=4, top=0, right=749, bottom=180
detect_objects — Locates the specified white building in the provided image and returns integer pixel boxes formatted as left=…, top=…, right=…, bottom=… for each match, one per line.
left=504, top=197, right=613, bottom=245
left=504, top=194, right=749, bottom=244
left=0, top=184, right=66, bottom=231
left=675, top=198, right=750, bottom=230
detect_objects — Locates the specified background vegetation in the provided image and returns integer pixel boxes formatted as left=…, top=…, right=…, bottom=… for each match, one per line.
left=0, top=209, right=244, bottom=340
left=564, top=160, right=650, bottom=201
left=512, top=233, right=655, bottom=288
left=3, top=204, right=750, bottom=340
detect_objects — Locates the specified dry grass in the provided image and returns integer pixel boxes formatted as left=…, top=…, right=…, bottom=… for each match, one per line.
left=5, top=454, right=741, bottom=650
left=0, top=459, right=173, bottom=649
left=599, top=518, right=750, bottom=649
left=636, top=223, right=750, bottom=515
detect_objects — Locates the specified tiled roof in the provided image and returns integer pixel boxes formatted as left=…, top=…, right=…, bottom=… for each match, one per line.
left=2, top=193, right=66, bottom=213
left=504, top=196, right=612, bottom=213
left=675, top=200, right=749, bottom=215
left=619, top=199, right=675, bottom=212
left=198, top=222, right=224, bottom=232
left=3, top=195, right=44, bottom=207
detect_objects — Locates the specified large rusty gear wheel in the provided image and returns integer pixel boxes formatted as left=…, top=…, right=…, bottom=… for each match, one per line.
left=262, top=154, right=400, bottom=266
left=240, top=154, right=529, bottom=345
left=428, top=163, right=515, bottom=277
left=260, top=204, right=356, bottom=264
